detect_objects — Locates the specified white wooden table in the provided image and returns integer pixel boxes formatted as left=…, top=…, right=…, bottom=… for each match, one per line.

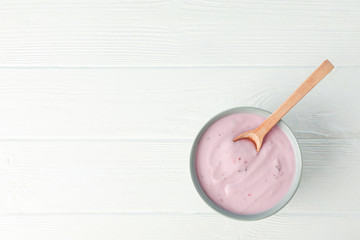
left=0, top=0, right=359, bottom=239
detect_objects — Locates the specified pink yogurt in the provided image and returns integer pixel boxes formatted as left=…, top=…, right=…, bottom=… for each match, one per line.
left=195, top=112, right=296, bottom=215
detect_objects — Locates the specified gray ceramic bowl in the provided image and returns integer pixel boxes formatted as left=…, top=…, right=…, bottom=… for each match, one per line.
left=190, top=107, right=302, bottom=220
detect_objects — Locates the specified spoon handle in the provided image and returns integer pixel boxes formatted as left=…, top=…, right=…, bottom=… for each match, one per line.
left=256, top=59, right=334, bottom=136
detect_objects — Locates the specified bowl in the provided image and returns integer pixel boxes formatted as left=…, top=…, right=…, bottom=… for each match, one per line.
left=190, top=107, right=302, bottom=220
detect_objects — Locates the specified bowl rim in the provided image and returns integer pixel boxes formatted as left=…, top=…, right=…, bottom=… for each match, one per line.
left=190, top=106, right=303, bottom=221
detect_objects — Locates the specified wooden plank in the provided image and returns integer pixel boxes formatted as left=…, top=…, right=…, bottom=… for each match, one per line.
left=0, top=213, right=358, bottom=240
left=0, top=67, right=357, bottom=139
left=0, top=138, right=358, bottom=214
left=0, top=1, right=359, bottom=66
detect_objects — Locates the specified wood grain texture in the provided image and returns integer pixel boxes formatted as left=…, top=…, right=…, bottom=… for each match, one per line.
left=0, top=0, right=359, bottom=67
left=0, top=213, right=358, bottom=240
left=0, top=67, right=357, bottom=139
left=0, top=0, right=359, bottom=239
left=0, top=138, right=358, bottom=214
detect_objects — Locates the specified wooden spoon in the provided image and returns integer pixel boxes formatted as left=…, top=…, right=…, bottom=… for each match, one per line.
left=233, top=59, right=334, bottom=152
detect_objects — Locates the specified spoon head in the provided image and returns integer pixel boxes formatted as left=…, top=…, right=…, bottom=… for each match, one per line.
left=233, top=130, right=263, bottom=152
